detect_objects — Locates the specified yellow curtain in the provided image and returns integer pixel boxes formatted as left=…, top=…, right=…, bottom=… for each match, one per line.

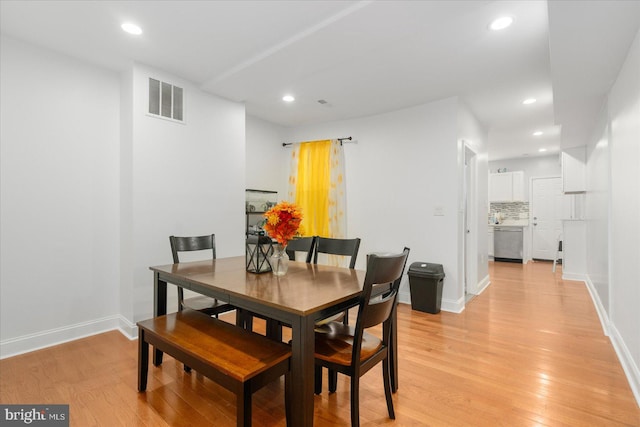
left=293, top=140, right=331, bottom=237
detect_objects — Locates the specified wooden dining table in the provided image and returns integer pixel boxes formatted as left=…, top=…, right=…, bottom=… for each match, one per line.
left=150, top=256, right=369, bottom=427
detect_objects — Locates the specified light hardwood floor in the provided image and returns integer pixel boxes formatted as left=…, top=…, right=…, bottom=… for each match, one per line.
left=1, top=261, right=639, bottom=426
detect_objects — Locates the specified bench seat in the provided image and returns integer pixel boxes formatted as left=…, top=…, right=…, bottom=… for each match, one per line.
left=137, top=310, right=291, bottom=427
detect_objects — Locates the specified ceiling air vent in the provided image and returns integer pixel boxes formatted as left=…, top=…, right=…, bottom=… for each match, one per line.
left=148, top=77, right=184, bottom=122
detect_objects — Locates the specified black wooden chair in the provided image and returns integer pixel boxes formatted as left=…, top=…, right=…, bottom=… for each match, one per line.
left=169, top=235, right=236, bottom=318
left=285, top=236, right=316, bottom=263
left=313, top=248, right=410, bottom=427
left=313, top=237, right=360, bottom=269
left=312, top=237, right=362, bottom=390
left=313, top=237, right=361, bottom=326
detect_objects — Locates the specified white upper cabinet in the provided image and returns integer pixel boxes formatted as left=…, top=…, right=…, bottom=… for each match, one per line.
left=489, top=171, right=525, bottom=202
left=561, top=147, right=586, bottom=193
left=511, top=171, right=524, bottom=201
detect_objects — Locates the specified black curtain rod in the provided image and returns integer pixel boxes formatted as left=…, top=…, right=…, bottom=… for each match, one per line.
left=282, top=136, right=352, bottom=147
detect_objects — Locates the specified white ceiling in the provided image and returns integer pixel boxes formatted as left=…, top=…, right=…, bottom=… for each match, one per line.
left=1, top=1, right=638, bottom=161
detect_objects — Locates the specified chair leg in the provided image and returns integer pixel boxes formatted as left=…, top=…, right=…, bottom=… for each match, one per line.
left=314, top=365, right=323, bottom=394
left=184, top=364, right=192, bottom=373
left=350, top=375, right=360, bottom=427
left=382, top=357, right=395, bottom=419
left=328, top=369, right=338, bottom=393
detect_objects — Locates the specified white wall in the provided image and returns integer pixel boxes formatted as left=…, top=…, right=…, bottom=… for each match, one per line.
left=246, top=115, right=288, bottom=198
left=458, top=102, right=489, bottom=292
left=0, top=38, right=247, bottom=356
left=126, top=63, right=246, bottom=324
left=606, top=28, right=640, bottom=404
left=0, top=36, right=121, bottom=357
left=263, top=98, right=472, bottom=312
left=585, top=105, right=610, bottom=314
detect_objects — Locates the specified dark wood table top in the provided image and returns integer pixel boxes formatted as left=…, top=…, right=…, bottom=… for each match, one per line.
left=150, top=256, right=366, bottom=316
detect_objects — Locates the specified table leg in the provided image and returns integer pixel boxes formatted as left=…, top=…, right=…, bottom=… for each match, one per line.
left=289, top=315, right=316, bottom=427
left=153, top=272, right=167, bottom=366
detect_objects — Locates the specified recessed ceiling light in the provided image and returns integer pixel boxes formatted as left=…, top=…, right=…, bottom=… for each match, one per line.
left=489, top=16, right=514, bottom=31
left=522, top=98, right=537, bottom=105
left=121, top=22, right=142, bottom=35
left=533, top=131, right=543, bottom=136
left=538, top=148, right=547, bottom=152
left=282, top=95, right=295, bottom=102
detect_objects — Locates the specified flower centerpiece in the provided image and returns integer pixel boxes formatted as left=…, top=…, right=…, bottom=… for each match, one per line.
left=263, top=201, right=303, bottom=276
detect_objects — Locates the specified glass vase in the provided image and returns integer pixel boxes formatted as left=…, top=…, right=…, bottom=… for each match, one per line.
left=270, top=244, right=289, bottom=276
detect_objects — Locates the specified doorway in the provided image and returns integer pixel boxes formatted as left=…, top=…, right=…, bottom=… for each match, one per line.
left=531, top=176, right=563, bottom=260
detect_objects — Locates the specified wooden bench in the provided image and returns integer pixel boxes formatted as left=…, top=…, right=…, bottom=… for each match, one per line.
left=137, top=310, right=291, bottom=427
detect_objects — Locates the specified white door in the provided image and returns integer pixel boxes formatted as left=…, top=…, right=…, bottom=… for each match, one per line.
left=531, top=177, right=563, bottom=260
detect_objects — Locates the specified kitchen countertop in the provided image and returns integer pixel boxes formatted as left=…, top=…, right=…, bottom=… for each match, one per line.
left=488, top=220, right=530, bottom=227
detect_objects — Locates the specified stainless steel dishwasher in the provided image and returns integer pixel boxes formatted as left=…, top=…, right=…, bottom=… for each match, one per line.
left=494, top=226, right=523, bottom=263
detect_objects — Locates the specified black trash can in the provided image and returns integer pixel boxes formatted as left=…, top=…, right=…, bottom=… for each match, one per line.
left=407, top=262, right=445, bottom=314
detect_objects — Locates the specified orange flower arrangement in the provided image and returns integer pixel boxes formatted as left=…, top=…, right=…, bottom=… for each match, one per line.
left=263, top=201, right=303, bottom=246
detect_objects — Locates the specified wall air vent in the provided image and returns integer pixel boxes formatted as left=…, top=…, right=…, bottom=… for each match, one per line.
left=148, top=77, right=184, bottom=122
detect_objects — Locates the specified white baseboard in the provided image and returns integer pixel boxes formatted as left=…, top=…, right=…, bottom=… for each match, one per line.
left=583, top=275, right=640, bottom=407
left=0, top=315, right=137, bottom=359
left=562, top=271, right=587, bottom=281
left=441, top=296, right=465, bottom=313
left=609, top=323, right=640, bottom=407
left=398, top=290, right=411, bottom=306
left=474, top=274, right=491, bottom=295
left=584, top=276, right=610, bottom=336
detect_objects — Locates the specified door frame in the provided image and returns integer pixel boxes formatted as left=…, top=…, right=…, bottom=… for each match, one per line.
left=463, top=144, right=478, bottom=298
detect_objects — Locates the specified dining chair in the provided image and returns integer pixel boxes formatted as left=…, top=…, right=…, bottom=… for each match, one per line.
left=311, top=237, right=362, bottom=390
left=313, top=237, right=361, bottom=324
left=323, top=246, right=409, bottom=394
left=313, top=237, right=360, bottom=269
left=169, top=235, right=236, bottom=318
left=285, top=236, right=316, bottom=263
left=313, top=248, right=410, bottom=427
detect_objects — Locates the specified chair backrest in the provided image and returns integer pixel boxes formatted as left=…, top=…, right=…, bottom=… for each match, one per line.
left=352, top=248, right=410, bottom=362
left=313, top=237, right=361, bottom=268
left=169, top=234, right=216, bottom=263
left=285, top=236, right=316, bottom=263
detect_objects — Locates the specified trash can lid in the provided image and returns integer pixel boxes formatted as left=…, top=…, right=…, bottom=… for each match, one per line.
left=407, top=262, right=445, bottom=278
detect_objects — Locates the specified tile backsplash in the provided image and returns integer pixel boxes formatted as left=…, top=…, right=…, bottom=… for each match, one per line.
left=489, top=202, right=529, bottom=221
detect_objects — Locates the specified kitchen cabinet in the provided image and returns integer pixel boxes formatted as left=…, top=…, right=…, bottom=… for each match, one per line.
left=489, top=171, right=524, bottom=202
left=561, top=147, right=586, bottom=193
